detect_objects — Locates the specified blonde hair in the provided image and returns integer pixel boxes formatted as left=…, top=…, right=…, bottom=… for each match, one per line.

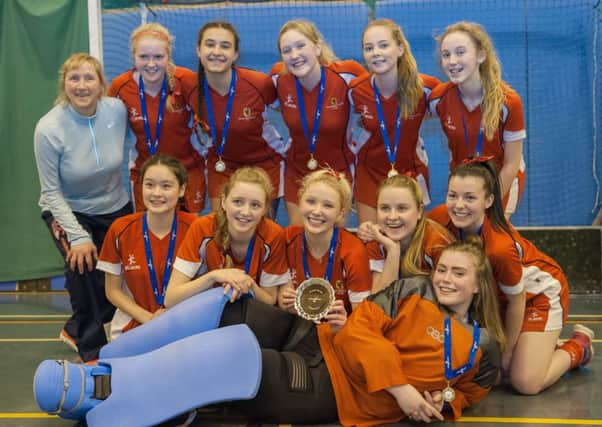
left=378, top=175, right=452, bottom=277
left=298, top=169, right=352, bottom=226
left=216, top=167, right=273, bottom=252
left=436, top=21, right=505, bottom=140
left=277, top=19, right=338, bottom=72
left=363, top=19, right=424, bottom=120
left=438, top=236, right=505, bottom=350
left=130, top=23, right=177, bottom=112
left=55, top=53, right=106, bottom=106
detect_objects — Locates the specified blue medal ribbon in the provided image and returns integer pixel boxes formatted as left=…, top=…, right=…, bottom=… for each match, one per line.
left=373, top=77, right=402, bottom=168
left=142, top=212, right=178, bottom=306
left=295, top=67, right=326, bottom=162
left=457, top=87, right=484, bottom=157
left=138, top=74, right=168, bottom=155
left=204, top=68, right=237, bottom=159
left=443, top=316, right=480, bottom=381
left=301, top=226, right=338, bottom=282
left=242, top=235, right=256, bottom=275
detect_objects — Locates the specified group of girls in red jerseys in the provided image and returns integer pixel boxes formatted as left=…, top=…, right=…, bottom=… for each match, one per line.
left=36, top=14, right=593, bottom=427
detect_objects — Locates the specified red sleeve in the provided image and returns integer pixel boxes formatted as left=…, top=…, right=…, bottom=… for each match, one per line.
left=343, top=234, right=372, bottom=294
left=427, top=204, right=450, bottom=226
left=269, top=61, right=285, bottom=77
left=98, top=221, right=121, bottom=265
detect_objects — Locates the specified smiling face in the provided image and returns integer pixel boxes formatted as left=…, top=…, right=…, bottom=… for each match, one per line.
left=362, top=24, right=403, bottom=77
left=432, top=249, right=479, bottom=317
left=142, top=164, right=185, bottom=215
left=63, top=62, right=103, bottom=116
left=134, top=36, right=169, bottom=88
left=440, top=31, right=484, bottom=87
left=446, top=175, right=493, bottom=234
left=222, top=181, right=267, bottom=239
left=197, top=27, right=239, bottom=75
left=376, top=186, right=422, bottom=246
left=279, top=29, right=322, bottom=80
left=299, top=181, right=343, bottom=237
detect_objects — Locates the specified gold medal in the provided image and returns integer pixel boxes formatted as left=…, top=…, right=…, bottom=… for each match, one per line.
left=307, top=155, right=318, bottom=171
left=387, top=164, right=398, bottom=178
left=442, top=382, right=456, bottom=402
left=215, top=158, right=226, bottom=173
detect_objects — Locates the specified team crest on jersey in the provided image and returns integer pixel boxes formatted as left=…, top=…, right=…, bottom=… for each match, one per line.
left=426, top=325, right=444, bottom=343
left=284, top=94, right=297, bottom=109
left=129, top=107, right=144, bottom=122
left=444, top=115, right=456, bottom=130
left=360, top=104, right=374, bottom=120
left=325, top=96, right=343, bottom=110
left=124, top=253, right=141, bottom=271
left=238, top=106, right=255, bottom=121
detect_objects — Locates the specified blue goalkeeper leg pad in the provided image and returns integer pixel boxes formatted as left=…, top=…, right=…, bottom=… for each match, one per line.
left=88, top=324, right=261, bottom=427
left=100, top=287, right=229, bottom=358
left=33, top=360, right=110, bottom=420
left=34, top=324, right=261, bottom=427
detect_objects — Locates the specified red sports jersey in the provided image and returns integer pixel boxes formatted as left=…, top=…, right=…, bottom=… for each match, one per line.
left=108, top=67, right=204, bottom=171
left=181, top=66, right=284, bottom=166
left=427, top=205, right=569, bottom=331
left=285, top=225, right=371, bottom=313
left=429, top=81, right=526, bottom=172
left=319, top=277, right=497, bottom=426
left=367, top=219, right=454, bottom=274
left=271, top=61, right=367, bottom=202
left=173, top=213, right=289, bottom=288
left=351, top=74, right=439, bottom=207
left=97, top=210, right=197, bottom=336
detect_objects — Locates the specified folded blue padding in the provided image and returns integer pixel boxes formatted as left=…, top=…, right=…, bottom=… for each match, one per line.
left=100, top=287, right=229, bottom=358
left=87, top=324, right=261, bottom=427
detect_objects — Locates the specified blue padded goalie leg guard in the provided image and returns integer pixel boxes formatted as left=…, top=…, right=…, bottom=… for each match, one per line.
left=100, top=287, right=230, bottom=358
left=33, top=360, right=110, bottom=420
left=88, top=324, right=261, bottom=427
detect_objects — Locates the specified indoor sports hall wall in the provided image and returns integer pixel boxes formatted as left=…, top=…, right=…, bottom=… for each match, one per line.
left=101, top=0, right=602, bottom=226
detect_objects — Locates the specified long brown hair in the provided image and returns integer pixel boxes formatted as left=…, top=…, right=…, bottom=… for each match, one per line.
left=363, top=19, right=423, bottom=120
left=449, top=160, right=512, bottom=237
left=195, top=21, right=240, bottom=118
left=378, top=174, right=452, bottom=277
left=437, top=236, right=505, bottom=350
left=436, top=21, right=505, bottom=140
left=130, top=23, right=177, bottom=112
left=215, top=167, right=272, bottom=252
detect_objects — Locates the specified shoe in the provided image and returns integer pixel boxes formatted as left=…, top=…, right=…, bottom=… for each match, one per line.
left=571, top=324, right=594, bottom=366
left=59, top=329, right=78, bottom=353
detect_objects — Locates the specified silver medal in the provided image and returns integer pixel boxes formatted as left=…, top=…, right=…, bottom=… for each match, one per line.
left=215, top=159, right=226, bottom=173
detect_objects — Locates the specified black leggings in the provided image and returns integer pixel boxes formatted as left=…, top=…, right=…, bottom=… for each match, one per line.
left=42, top=203, right=131, bottom=361
left=219, top=299, right=338, bottom=424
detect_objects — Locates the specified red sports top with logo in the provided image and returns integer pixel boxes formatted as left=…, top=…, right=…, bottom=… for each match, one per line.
left=109, top=67, right=204, bottom=171
left=350, top=74, right=439, bottom=207
left=366, top=219, right=454, bottom=274
left=428, top=204, right=569, bottom=331
left=97, top=210, right=198, bottom=335
left=428, top=81, right=526, bottom=172
left=173, top=213, right=289, bottom=288
left=285, top=225, right=371, bottom=313
left=181, top=66, right=285, bottom=167
left=318, top=277, right=499, bottom=426
left=271, top=61, right=368, bottom=201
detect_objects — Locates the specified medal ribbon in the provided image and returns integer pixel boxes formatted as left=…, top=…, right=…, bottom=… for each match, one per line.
left=457, top=87, right=484, bottom=157
left=301, top=226, right=338, bottom=282
left=142, top=212, right=178, bottom=306
left=138, top=74, right=168, bottom=155
left=373, top=77, right=402, bottom=167
left=295, top=66, right=326, bottom=160
left=242, top=235, right=256, bottom=275
left=443, top=316, right=480, bottom=381
left=204, top=68, right=237, bottom=158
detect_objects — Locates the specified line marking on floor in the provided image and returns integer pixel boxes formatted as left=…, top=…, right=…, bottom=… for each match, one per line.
left=0, top=320, right=64, bottom=324
left=456, top=416, right=602, bottom=424
left=0, top=338, right=60, bottom=342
